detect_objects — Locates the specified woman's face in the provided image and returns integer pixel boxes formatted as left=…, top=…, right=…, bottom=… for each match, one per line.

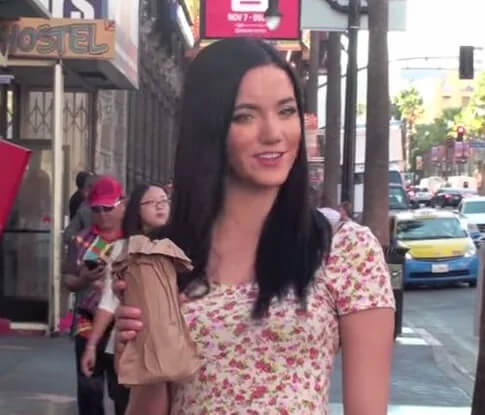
left=226, top=64, right=302, bottom=189
left=139, top=186, right=170, bottom=232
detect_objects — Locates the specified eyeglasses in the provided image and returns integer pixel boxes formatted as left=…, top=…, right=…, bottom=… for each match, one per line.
left=91, top=199, right=123, bottom=213
left=140, top=199, right=170, bottom=208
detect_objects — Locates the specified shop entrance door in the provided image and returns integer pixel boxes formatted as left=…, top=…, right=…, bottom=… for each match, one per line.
left=0, top=141, right=53, bottom=322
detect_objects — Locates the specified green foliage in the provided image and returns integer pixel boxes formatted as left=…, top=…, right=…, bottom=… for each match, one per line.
left=392, top=86, right=424, bottom=128
left=454, top=71, right=485, bottom=136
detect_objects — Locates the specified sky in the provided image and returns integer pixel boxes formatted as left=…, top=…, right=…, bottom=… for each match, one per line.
left=318, top=0, right=485, bottom=124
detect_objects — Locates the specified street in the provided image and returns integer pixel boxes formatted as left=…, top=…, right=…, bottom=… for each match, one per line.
left=0, top=284, right=478, bottom=415
left=403, top=284, right=479, bottom=398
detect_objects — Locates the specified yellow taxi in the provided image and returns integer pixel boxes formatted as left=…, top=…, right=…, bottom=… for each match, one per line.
left=390, top=209, right=478, bottom=288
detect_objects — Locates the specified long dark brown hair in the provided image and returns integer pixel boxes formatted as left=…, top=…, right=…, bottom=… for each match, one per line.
left=156, top=38, right=332, bottom=318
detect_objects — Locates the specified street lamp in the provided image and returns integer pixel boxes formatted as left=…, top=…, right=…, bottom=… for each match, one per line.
left=264, top=0, right=282, bottom=31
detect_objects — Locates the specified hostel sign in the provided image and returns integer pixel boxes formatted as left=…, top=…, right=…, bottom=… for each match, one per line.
left=0, top=17, right=115, bottom=60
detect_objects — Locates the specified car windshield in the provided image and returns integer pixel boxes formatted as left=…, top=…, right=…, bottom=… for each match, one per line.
left=389, top=171, right=403, bottom=185
left=463, top=201, right=485, bottom=214
left=389, top=186, right=409, bottom=210
left=396, top=217, right=467, bottom=241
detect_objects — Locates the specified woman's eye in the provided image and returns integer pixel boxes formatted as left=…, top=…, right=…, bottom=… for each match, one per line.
left=232, top=113, right=253, bottom=123
left=280, top=107, right=297, bottom=117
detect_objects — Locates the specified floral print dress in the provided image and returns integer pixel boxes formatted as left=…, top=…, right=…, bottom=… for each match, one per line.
left=170, top=221, right=395, bottom=414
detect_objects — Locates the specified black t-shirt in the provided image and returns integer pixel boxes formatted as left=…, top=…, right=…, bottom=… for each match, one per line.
left=69, top=190, right=84, bottom=219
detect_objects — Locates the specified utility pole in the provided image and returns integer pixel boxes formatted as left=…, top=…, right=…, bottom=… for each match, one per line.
left=322, top=32, right=341, bottom=208
left=340, top=0, right=360, bottom=205
left=306, top=31, right=320, bottom=114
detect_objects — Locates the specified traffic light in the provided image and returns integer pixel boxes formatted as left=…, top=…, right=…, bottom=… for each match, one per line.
left=459, top=46, right=474, bottom=79
left=456, top=126, right=465, bottom=142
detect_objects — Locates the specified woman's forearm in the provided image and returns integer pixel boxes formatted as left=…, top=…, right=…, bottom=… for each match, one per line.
left=126, top=383, right=170, bottom=415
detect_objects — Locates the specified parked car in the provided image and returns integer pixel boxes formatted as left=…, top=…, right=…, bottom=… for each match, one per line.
left=431, top=188, right=477, bottom=208
left=410, top=187, right=433, bottom=208
left=391, top=209, right=478, bottom=288
left=457, top=196, right=485, bottom=242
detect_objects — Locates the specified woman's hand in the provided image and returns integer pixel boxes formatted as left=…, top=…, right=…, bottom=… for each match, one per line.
left=81, top=345, right=97, bottom=377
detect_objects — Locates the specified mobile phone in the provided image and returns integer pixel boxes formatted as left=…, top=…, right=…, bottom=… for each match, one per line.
left=84, top=260, right=100, bottom=271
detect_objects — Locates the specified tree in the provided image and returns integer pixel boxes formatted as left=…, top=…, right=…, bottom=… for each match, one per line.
left=456, top=71, right=485, bottom=137
left=321, top=32, right=341, bottom=209
left=392, top=87, right=424, bottom=171
left=362, top=0, right=389, bottom=245
left=412, top=107, right=461, bottom=157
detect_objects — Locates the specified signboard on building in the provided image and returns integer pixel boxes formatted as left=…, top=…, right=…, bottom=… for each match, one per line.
left=50, top=0, right=106, bottom=19
left=50, top=0, right=139, bottom=89
left=0, top=18, right=115, bottom=60
left=301, top=0, right=407, bottom=31
left=201, top=0, right=300, bottom=40
left=107, top=0, right=139, bottom=88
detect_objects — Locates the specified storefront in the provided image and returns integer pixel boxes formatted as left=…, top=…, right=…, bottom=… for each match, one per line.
left=0, top=1, right=140, bottom=332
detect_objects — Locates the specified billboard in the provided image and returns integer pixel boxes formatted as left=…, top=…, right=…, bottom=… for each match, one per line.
left=201, top=0, right=300, bottom=40
left=301, top=0, right=407, bottom=32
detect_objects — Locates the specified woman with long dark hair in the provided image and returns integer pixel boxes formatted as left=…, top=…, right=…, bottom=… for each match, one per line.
left=117, top=38, right=394, bottom=415
left=80, top=183, right=170, bottom=414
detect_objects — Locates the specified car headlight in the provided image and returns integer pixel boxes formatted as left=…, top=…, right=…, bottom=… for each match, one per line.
left=405, top=252, right=413, bottom=260
left=465, top=244, right=477, bottom=257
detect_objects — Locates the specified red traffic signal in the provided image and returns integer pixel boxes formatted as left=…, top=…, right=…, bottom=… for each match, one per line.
left=456, top=126, right=466, bottom=142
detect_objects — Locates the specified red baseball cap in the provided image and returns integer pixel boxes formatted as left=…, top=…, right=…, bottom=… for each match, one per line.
left=88, top=176, right=124, bottom=207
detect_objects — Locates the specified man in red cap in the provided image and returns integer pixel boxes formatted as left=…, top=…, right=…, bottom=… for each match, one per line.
left=62, top=175, right=127, bottom=415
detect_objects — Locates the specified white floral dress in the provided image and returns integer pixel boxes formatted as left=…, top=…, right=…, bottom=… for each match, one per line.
left=170, top=221, right=395, bottom=414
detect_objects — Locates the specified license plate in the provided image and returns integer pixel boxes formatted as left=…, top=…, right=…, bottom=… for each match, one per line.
left=432, top=264, right=449, bottom=273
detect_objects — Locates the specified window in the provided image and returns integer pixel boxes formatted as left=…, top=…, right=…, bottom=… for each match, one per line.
left=463, top=201, right=485, bottom=214
left=389, top=170, right=403, bottom=186
left=396, top=218, right=467, bottom=241
left=389, top=186, right=409, bottom=210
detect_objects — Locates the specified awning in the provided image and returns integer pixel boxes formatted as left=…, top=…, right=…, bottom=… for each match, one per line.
left=0, top=0, right=51, bottom=18
left=0, top=17, right=137, bottom=90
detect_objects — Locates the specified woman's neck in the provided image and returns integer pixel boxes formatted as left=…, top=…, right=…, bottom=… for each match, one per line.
left=208, top=180, right=279, bottom=285
left=216, top=180, right=279, bottom=238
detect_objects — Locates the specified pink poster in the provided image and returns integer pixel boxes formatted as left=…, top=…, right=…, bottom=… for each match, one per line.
left=201, top=0, right=300, bottom=40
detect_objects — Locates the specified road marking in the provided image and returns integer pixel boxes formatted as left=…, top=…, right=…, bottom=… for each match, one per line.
left=23, top=393, right=76, bottom=404
left=396, top=326, right=443, bottom=347
left=0, top=345, right=32, bottom=351
left=401, top=326, right=415, bottom=335
left=414, top=328, right=443, bottom=346
left=329, top=403, right=470, bottom=414
left=396, top=337, right=429, bottom=346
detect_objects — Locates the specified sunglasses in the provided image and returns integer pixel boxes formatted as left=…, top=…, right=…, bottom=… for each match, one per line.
left=91, top=199, right=123, bottom=213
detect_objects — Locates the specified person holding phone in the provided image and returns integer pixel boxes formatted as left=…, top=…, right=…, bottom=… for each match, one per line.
left=62, top=175, right=126, bottom=415
left=80, top=184, right=170, bottom=415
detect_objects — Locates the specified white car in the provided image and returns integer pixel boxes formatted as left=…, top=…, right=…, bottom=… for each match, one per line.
left=457, top=197, right=485, bottom=241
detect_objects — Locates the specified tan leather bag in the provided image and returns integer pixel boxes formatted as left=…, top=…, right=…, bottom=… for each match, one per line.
left=117, top=235, right=202, bottom=386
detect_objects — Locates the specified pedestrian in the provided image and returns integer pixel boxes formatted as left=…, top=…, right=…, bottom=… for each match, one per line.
left=62, top=175, right=126, bottom=415
left=338, top=200, right=353, bottom=222
left=70, top=171, right=93, bottom=219
left=164, top=178, right=174, bottom=199
left=80, top=184, right=170, bottom=414
left=64, top=173, right=97, bottom=244
left=116, top=38, right=395, bottom=415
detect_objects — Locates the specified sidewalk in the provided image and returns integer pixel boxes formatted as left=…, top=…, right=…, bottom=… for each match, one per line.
left=0, top=326, right=472, bottom=415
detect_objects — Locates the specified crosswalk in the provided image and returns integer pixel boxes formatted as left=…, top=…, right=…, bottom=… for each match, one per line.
left=396, top=326, right=442, bottom=347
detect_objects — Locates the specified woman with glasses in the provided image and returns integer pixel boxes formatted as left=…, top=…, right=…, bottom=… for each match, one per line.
left=116, top=38, right=394, bottom=415
left=81, top=183, right=170, bottom=414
